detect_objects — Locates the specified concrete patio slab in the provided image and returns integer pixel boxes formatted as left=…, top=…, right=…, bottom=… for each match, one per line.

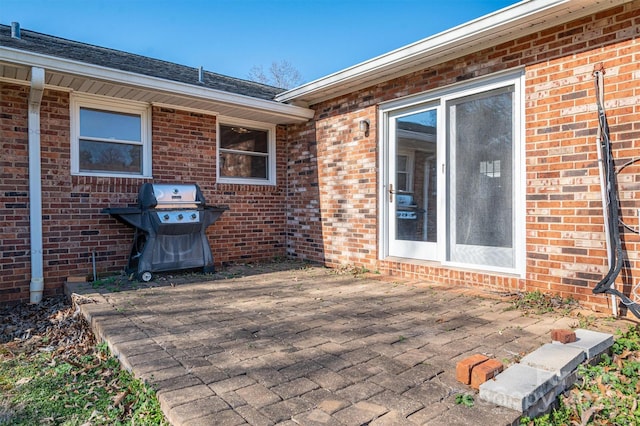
left=519, top=343, right=585, bottom=377
left=564, top=328, right=615, bottom=359
left=66, top=262, right=629, bottom=425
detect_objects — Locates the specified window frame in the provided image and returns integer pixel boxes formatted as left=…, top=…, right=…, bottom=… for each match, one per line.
left=216, top=117, right=276, bottom=185
left=70, top=93, right=151, bottom=178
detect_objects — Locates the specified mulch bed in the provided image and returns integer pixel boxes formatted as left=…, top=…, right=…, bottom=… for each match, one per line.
left=0, top=295, right=95, bottom=360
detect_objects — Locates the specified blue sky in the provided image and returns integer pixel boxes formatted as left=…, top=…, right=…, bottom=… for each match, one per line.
left=3, top=0, right=518, bottom=84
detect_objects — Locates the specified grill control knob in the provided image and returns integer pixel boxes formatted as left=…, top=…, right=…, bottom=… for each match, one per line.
left=163, top=214, right=170, bottom=221
left=191, top=213, right=197, bottom=220
left=178, top=213, right=184, bottom=220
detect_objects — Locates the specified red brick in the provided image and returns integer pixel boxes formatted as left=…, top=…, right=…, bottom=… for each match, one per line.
left=4, top=3, right=640, bottom=310
left=551, top=329, right=577, bottom=344
left=470, top=359, right=504, bottom=389
left=0, top=85, right=291, bottom=305
left=456, top=354, right=489, bottom=385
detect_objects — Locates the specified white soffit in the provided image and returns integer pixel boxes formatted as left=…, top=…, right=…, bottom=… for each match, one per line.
left=276, top=0, right=631, bottom=106
left=0, top=49, right=315, bottom=125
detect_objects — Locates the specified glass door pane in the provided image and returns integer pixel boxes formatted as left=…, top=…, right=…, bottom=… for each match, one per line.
left=447, top=86, right=514, bottom=268
left=389, top=108, right=438, bottom=260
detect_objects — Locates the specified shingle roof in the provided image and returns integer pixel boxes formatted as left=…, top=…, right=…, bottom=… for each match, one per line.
left=0, top=24, right=283, bottom=101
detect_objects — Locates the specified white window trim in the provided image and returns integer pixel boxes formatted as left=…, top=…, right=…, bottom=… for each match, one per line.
left=216, top=117, right=276, bottom=186
left=70, top=93, right=152, bottom=178
left=378, top=69, right=526, bottom=277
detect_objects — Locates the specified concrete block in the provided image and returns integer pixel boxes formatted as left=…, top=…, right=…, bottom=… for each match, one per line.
left=456, top=354, right=489, bottom=385
left=551, top=329, right=576, bottom=343
left=522, top=369, right=579, bottom=419
left=470, top=359, right=504, bottom=389
left=479, top=363, right=559, bottom=412
left=520, top=343, right=585, bottom=378
left=566, top=329, right=614, bottom=359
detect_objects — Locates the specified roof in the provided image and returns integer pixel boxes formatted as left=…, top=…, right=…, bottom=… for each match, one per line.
left=0, top=24, right=281, bottom=100
left=0, top=24, right=314, bottom=124
left=276, top=0, right=631, bottom=106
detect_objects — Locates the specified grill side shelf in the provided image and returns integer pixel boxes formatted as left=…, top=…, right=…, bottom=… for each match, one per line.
left=202, top=205, right=229, bottom=227
left=102, top=207, right=144, bottom=229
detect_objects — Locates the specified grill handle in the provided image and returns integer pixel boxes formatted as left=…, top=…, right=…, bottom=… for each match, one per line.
left=138, top=183, right=206, bottom=209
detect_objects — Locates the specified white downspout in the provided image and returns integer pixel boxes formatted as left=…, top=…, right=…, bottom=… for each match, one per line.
left=28, top=67, right=45, bottom=304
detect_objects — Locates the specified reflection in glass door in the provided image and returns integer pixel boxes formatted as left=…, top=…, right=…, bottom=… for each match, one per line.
left=389, top=108, right=438, bottom=260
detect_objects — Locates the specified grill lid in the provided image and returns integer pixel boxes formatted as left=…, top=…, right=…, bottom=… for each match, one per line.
left=138, top=183, right=205, bottom=209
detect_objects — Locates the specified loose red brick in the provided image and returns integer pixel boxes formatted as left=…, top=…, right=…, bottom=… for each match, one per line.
left=470, top=359, right=504, bottom=389
left=551, top=329, right=577, bottom=344
left=456, top=354, right=489, bottom=385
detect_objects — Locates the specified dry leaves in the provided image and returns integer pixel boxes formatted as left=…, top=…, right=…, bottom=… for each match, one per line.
left=1, top=295, right=96, bottom=366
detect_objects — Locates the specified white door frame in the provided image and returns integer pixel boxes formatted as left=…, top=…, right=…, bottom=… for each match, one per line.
left=378, top=69, right=526, bottom=276
left=382, top=102, right=442, bottom=261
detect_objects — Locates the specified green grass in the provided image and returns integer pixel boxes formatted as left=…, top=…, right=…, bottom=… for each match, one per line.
left=521, top=325, right=640, bottom=425
left=455, top=393, right=475, bottom=407
left=0, top=341, right=167, bottom=425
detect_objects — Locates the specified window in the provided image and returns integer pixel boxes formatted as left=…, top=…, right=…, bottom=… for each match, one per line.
left=71, top=95, right=150, bottom=177
left=480, top=160, right=501, bottom=178
left=217, top=119, right=276, bottom=185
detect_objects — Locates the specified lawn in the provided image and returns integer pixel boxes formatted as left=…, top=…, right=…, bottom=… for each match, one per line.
left=0, top=296, right=167, bottom=425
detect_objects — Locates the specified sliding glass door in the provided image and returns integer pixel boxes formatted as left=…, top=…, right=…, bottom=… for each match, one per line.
left=447, top=87, right=515, bottom=268
left=382, top=73, right=521, bottom=272
left=388, top=107, right=439, bottom=260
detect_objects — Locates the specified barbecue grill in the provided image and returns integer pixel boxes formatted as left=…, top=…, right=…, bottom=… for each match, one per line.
left=102, top=183, right=228, bottom=282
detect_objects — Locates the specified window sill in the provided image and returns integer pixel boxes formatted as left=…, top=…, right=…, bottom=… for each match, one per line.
left=71, top=172, right=152, bottom=179
left=217, top=177, right=276, bottom=186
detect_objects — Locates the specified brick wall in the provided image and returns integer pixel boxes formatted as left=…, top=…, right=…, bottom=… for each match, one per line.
left=286, top=1, right=640, bottom=311
left=286, top=104, right=378, bottom=266
left=286, top=121, right=324, bottom=261
left=0, top=89, right=289, bottom=304
left=1, top=83, right=30, bottom=303
left=2, top=2, right=638, bottom=310
left=147, top=107, right=289, bottom=265
left=524, top=3, right=640, bottom=309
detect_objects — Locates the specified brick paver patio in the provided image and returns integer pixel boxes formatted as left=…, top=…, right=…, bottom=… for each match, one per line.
left=67, top=262, right=597, bottom=425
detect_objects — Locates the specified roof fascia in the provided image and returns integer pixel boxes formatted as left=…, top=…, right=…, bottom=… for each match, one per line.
left=0, top=47, right=315, bottom=123
left=275, top=0, right=629, bottom=105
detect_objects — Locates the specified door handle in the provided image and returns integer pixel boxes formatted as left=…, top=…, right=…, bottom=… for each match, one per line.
left=389, top=183, right=394, bottom=203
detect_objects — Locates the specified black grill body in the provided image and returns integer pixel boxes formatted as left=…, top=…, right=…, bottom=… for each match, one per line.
left=102, top=183, right=228, bottom=281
